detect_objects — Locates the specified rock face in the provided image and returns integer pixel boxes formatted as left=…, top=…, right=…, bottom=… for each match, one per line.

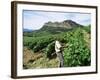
left=39, top=20, right=83, bottom=34
left=41, top=20, right=82, bottom=30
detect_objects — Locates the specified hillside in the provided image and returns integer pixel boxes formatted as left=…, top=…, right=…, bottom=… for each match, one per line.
left=24, top=20, right=83, bottom=37
left=23, top=20, right=91, bottom=69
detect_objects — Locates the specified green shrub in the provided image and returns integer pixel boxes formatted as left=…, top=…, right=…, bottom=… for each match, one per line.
left=45, top=41, right=55, bottom=59
left=32, top=36, right=54, bottom=52
left=63, top=28, right=91, bottom=67
left=28, top=41, right=37, bottom=49
left=83, top=25, right=91, bottom=33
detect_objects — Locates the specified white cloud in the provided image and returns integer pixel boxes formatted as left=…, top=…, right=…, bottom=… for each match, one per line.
left=67, top=13, right=91, bottom=25
left=23, top=10, right=91, bottom=30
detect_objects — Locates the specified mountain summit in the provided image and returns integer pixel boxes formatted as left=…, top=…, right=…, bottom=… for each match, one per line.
left=41, top=20, right=82, bottom=29
left=23, top=20, right=84, bottom=37
left=40, top=20, right=83, bottom=34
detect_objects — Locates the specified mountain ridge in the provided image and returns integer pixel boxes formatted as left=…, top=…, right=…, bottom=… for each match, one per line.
left=41, top=20, right=83, bottom=29
left=23, top=28, right=33, bottom=32
left=24, top=20, right=84, bottom=36
left=38, top=20, right=83, bottom=34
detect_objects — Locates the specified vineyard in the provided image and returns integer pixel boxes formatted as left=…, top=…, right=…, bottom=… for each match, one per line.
left=23, top=25, right=91, bottom=69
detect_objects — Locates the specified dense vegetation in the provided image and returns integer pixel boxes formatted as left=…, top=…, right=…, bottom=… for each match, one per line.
left=23, top=25, right=91, bottom=67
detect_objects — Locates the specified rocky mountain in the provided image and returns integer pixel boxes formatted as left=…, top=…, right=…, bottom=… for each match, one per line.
left=24, top=20, right=84, bottom=37
left=39, top=20, right=83, bottom=34
left=41, top=20, right=82, bottom=29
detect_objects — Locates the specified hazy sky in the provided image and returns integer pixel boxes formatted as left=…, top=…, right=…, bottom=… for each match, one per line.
left=23, top=10, right=91, bottom=30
